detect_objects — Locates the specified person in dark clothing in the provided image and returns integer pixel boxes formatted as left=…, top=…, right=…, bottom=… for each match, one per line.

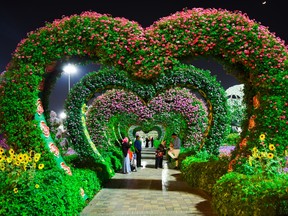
left=134, top=135, right=142, bottom=167
left=145, top=137, right=149, bottom=148
left=150, top=137, right=154, bottom=148
left=155, top=142, right=166, bottom=169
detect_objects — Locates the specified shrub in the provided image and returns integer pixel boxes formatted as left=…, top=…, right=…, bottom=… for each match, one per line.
left=212, top=172, right=288, bottom=216
left=223, top=133, right=240, bottom=146
left=0, top=168, right=101, bottom=215
left=181, top=152, right=229, bottom=195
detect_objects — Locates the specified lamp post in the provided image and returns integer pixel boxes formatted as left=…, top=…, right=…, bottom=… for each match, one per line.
left=63, top=64, right=77, bottom=92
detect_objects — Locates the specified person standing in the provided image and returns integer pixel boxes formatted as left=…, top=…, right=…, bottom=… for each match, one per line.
left=121, top=137, right=131, bottom=174
left=145, top=137, right=149, bottom=148
left=171, top=133, right=181, bottom=169
left=155, top=142, right=166, bottom=169
left=150, top=136, right=154, bottom=148
left=134, top=135, right=142, bottom=167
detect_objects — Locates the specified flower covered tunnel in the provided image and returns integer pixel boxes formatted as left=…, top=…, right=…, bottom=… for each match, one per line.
left=63, top=65, right=229, bottom=176
left=0, top=7, right=287, bottom=215
left=83, top=87, right=208, bottom=172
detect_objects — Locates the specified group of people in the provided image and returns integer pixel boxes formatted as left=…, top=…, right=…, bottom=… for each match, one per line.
left=121, top=135, right=143, bottom=174
left=121, top=133, right=181, bottom=174
left=145, top=136, right=154, bottom=148
left=155, top=133, right=181, bottom=169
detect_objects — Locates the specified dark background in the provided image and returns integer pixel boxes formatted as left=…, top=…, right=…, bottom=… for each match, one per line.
left=0, top=0, right=286, bottom=114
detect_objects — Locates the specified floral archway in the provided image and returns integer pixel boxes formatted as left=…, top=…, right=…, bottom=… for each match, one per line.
left=0, top=7, right=287, bottom=215
left=64, top=65, right=228, bottom=174
left=84, top=87, right=208, bottom=168
left=1, top=9, right=286, bottom=161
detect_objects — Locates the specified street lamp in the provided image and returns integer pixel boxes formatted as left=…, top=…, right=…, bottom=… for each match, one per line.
left=63, top=64, right=77, bottom=92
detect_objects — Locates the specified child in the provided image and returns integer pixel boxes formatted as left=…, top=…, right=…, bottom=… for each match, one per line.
left=155, top=142, right=166, bottom=169
left=130, top=150, right=137, bottom=172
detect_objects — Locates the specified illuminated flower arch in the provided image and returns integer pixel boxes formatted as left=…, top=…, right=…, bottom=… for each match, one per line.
left=86, top=88, right=208, bottom=148
left=64, top=65, right=228, bottom=172
left=78, top=87, right=207, bottom=170
left=0, top=8, right=287, bottom=178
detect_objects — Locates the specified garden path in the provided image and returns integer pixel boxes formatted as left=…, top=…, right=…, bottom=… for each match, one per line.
left=80, top=148, right=217, bottom=216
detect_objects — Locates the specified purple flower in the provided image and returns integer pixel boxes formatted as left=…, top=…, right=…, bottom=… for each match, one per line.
left=0, top=135, right=9, bottom=150
left=219, top=146, right=236, bottom=156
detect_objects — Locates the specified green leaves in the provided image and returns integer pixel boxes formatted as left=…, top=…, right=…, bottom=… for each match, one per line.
left=212, top=172, right=288, bottom=216
left=0, top=168, right=101, bottom=215
left=181, top=155, right=228, bottom=195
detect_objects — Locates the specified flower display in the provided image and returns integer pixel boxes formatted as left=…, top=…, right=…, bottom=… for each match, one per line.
left=86, top=88, right=208, bottom=150
left=64, top=65, right=229, bottom=172
left=234, top=134, right=286, bottom=176
left=0, top=8, right=286, bottom=168
left=0, top=148, right=45, bottom=195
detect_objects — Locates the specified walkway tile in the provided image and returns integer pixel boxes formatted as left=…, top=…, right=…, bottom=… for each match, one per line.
left=81, top=148, right=217, bottom=216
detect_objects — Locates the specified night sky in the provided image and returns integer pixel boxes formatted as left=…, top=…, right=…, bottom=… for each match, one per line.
left=0, top=0, right=287, bottom=114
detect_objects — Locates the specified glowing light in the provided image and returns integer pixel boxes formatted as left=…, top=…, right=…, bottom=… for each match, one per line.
left=63, top=64, right=77, bottom=92
left=63, top=64, right=77, bottom=74
left=59, top=112, right=67, bottom=119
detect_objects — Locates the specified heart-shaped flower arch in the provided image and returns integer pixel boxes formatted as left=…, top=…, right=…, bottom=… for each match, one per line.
left=0, top=8, right=287, bottom=175
left=86, top=87, right=208, bottom=147
left=82, top=87, right=208, bottom=171
left=64, top=65, right=228, bottom=173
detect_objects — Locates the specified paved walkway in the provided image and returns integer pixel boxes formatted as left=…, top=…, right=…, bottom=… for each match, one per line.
left=80, top=148, right=217, bottom=216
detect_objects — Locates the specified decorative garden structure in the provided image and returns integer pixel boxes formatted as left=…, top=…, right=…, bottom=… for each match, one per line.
left=0, top=8, right=287, bottom=215
left=82, top=87, right=208, bottom=170
left=63, top=66, right=227, bottom=176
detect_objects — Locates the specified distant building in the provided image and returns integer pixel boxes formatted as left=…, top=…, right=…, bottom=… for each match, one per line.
left=226, top=84, right=244, bottom=102
left=226, top=84, right=245, bottom=133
